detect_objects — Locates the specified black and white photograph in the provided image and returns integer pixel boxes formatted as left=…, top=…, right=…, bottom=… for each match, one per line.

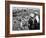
left=12, top=7, right=40, bottom=31
left=10, top=4, right=43, bottom=34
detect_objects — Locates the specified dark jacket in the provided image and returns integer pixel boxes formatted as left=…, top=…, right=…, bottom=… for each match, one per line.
left=28, top=18, right=33, bottom=30
left=28, top=18, right=40, bottom=30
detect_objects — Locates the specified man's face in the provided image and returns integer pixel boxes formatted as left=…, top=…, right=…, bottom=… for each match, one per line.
left=30, top=13, right=35, bottom=18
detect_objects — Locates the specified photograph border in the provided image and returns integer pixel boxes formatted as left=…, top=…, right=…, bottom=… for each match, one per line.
left=5, top=1, right=45, bottom=37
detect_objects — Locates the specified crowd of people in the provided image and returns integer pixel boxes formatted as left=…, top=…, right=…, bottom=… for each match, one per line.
left=13, top=13, right=40, bottom=30
left=12, top=8, right=40, bottom=30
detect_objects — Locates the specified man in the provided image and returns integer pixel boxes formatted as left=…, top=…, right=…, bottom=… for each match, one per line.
left=28, top=13, right=35, bottom=30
